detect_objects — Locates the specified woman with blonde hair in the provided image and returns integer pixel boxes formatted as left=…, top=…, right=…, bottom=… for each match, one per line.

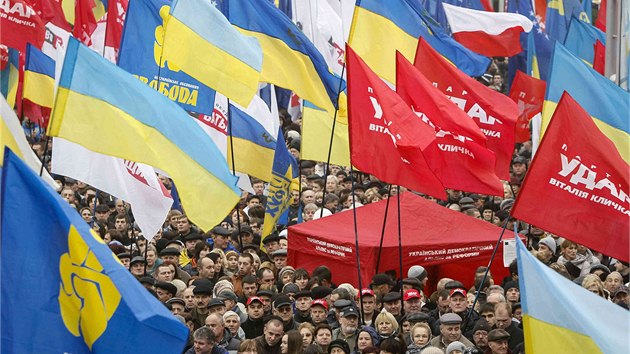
left=406, top=323, right=432, bottom=354
left=582, top=274, right=606, bottom=298
left=374, top=311, right=399, bottom=340
left=299, top=322, right=316, bottom=347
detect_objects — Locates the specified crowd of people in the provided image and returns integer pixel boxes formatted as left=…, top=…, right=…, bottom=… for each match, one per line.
left=24, top=54, right=628, bottom=354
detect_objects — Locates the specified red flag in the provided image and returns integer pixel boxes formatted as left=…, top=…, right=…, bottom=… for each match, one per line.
left=511, top=93, right=629, bottom=262
left=0, top=0, right=46, bottom=51
left=508, top=70, right=546, bottom=143
left=396, top=53, right=503, bottom=196
left=22, top=99, right=51, bottom=127
left=593, top=40, right=606, bottom=75
left=73, top=0, right=98, bottom=45
left=414, top=38, right=517, bottom=180
left=595, top=0, right=606, bottom=33
left=346, top=45, right=446, bottom=200
left=104, top=0, right=128, bottom=61
left=25, top=0, right=71, bottom=31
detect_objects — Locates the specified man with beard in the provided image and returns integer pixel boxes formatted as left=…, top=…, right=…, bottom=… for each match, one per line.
left=332, top=306, right=360, bottom=351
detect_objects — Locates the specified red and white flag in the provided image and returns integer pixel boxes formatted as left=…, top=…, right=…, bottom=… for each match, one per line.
left=414, top=38, right=518, bottom=180
left=347, top=45, right=446, bottom=199
left=442, top=3, right=533, bottom=57
left=104, top=0, right=127, bottom=62
left=511, top=93, right=629, bottom=262
left=396, top=53, right=503, bottom=196
left=52, top=138, right=173, bottom=240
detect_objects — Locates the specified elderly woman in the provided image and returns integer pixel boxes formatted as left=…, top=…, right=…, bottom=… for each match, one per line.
left=375, top=311, right=399, bottom=340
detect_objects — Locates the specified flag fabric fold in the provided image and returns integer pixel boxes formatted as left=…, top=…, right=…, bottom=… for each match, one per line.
left=346, top=45, right=446, bottom=199
left=396, top=53, right=502, bottom=196
left=48, top=37, right=240, bottom=231
left=515, top=237, right=629, bottom=353
left=348, top=0, right=490, bottom=84
left=221, top=0, right=343, bottom=115
left=0, top=46, right=20, bottom=109
left=161, top=0, right=263, bottom=107
left=442, top=3, right=533, bottom=57
left=414, top=38, right=517, bottom=180
left=508, top=70, right=546, bottom=143
left=1, top=149, right=189, bottom=353
left=227, top=96, right=278, bottom=182
left=52, top=138, right=173, bottom=240
left=563, top=16, right=606, bottom=66
left=117, top=0, right=218, bottom=115
left=0, top=0, right=46, bottom=51
left=301, top=100, right=351, bottom=167
left=262, top=129, right=298, bottom=240
left=0, top=96, right=56, bottom=188
left=512, top=92, right=629, bottom=262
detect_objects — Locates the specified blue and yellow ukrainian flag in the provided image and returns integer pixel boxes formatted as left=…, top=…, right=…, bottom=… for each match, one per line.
left=23, top=43, right=56, bottom=109
left=48, top=37, right=240, bottom=231
left=262, top=129, right=299, bottom=240
left=0, top=149, right=189, bottom=353
left=563, top=16, right=606, bottom=66
left=526, top=24, right=554, bottom=80
left=161, top=0, right=263, bottom=107
left=348, top=0, right=490, bottom=84
left=228, top=102, right=277, bottom=182
left=542, top=43, right=630, bottom=163
left=545, top=0, right=589, bottom=42
left=301, top=100, right=351, bottom=167
left=0, top=47, right=19, bottom=109
left=221, top=0, right=343, bottom=115
left=515, top=237, right=629, bottom=353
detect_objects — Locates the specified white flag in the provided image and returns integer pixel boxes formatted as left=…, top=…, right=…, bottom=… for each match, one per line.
left=52, top=138, right=173, bottom=240
left=292, top=0, right=347, bottom=77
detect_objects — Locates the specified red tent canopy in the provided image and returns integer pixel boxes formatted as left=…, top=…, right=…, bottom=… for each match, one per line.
left=288, top=192, right=512, bottom=294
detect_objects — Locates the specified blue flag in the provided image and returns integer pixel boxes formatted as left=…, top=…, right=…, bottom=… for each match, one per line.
left=261, top=129, right=298, bottom=240
left=563, top=16, right=606, bottom=65
left=507, top=0, right=538, bottom=89
left=0, top=149, right=188, bottom=353
left=527, top=25, right=554, bottom=80
left=118, top=0, right=217, bottom=115
left=545, top=0, right=589, bottom=42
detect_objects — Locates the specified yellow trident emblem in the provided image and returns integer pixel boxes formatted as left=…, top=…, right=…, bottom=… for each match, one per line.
left=58, top=226, right=121, bottom=349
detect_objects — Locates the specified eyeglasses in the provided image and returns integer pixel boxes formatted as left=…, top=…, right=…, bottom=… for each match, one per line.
left=276, top=306, right=292, bottom=313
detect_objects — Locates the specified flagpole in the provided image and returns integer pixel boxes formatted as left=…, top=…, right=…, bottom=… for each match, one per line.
left=463, top=217, right=510, bottom=329
left=319, top=64, right=347, bottom=218
left=101, top=1, right=110, bottom=58
left=396, top=188, right=404, bottom=316
left=375, top=185, right=392, bottom=273
left=349, top=166, right=365, bottom=325
left=227, top=100, right=244, bottom=252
